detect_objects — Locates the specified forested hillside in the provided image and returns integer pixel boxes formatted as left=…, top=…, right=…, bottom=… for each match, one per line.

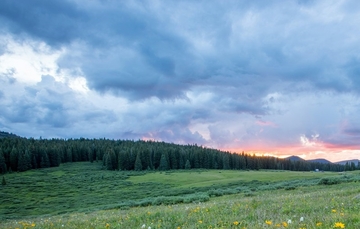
left=0, top=131, right=19, bottom=139
left=0, top=136, right=352, bottom=174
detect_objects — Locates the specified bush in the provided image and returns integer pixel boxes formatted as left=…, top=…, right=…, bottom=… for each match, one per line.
left=284, top=186, right=296, bottom=190
left=207, top=189, right=224, bottom=197
left=318, top=177, right=341, bottom=185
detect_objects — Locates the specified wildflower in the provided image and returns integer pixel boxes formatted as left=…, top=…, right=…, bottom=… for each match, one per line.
left=300, top=217, right=304, bottom=222
left=148, top=227, right=151, bottom=229
left=332, top=209, right=337, bottom=213
left=105, top=223, right=110, bottom=228
left=282, top=221, right=288, bottom=227
left=233, top=221, right=239, bottom=226
left=198, top=220, right=203, bottom=224
left=141, top=224, right=146, bottom=229
left=316, top=222, right=322, bottom=226
left=31, top=223, right=36, bottom=227
left=334, top=222, right=345, bottom=228
left=265, top=220, right=272, bottom=225
left=287, top=219, right=292, bottom=224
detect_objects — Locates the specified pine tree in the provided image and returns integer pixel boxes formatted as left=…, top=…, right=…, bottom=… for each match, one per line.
left=134, top=152, right=143, bottom=171
left=222, top=154, right=230, bottom=170
left=105, top=153, right=113, bottom=170
left=104, top=149, right=117, bottom=170
left=185, top=159, right=191, bottom=170
left=1, top=176, right=6, bottom=185
left=88, top=147, right=94, bottom=163
left=0, top=150, right=7, bottom=174
left=40, top=152, right=50, bottom=168
left=158, top=153, right=169, bottom=171
left=18, top=151, right=32, bottom=172
left=9, top=147, right=18, bottom=171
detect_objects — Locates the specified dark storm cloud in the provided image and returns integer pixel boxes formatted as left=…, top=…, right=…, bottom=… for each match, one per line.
left=3, top=0, right=360, bottom=101
left=0, top=0, right=84, bottom=46
left=1, top=0, right=360, bottom=161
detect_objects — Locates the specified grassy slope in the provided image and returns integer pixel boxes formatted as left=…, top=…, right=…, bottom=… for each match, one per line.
left=1, top=182, right=359, bottom=229
left=129, top=169, right=332, bottom=188
left=1, top=162, right=359, bottom=228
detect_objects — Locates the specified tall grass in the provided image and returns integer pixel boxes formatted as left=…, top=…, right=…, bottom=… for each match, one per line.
left=1, top=182, right=359, bottom=228
left=1, top=162, right=359, bottom=228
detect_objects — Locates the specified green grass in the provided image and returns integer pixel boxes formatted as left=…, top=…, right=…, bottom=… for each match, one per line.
left=1, top=182, right=359, bottom=228
left=1, top=162, right=359, bottom=228
left=129, top=169, right=333, bottom=188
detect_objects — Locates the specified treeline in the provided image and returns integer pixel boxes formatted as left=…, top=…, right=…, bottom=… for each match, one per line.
left=0, top=137, right=351, bottom=174
left=0, top=131, right=18, bottom=139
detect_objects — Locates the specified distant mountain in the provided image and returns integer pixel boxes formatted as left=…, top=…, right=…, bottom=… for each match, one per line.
left=284, top=155, right=305, bottom=161
left=285, top=156, right=333, bottom=164
left=0, top=131, right=19, bottom=139
left=335, top=159, right=360, bottom=166
left=307, top=158, right=332, bottom=164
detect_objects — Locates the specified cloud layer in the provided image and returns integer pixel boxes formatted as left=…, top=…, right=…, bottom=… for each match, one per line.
left=1, top=0, right=360, bottom=162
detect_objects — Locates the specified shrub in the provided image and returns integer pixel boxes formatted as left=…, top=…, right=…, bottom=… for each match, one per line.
left=318, top=177, right=341, bottom=185
left=284, top=186, right=296, bottom=190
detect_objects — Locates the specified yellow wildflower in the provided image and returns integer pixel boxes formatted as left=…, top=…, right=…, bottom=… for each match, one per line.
left=198, top=220, right=203, bottom=224
left=282, top=221, right=288, bottom=227
left=332, top=209, right=337, bottom=213
left=265, top=220, right=272, bottom=225
left=233, top=221, right=239, bottom=226
left=334, top=222, right=345, bottom=228
left=105, top=223, right=110, bottom=228
left=316, top=222, right=322, bottom=226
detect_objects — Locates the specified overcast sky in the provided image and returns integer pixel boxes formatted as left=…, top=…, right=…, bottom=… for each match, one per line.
left=1, top=0, right=360, bottom=162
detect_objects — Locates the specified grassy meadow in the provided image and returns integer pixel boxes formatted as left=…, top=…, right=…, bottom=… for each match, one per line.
left=1, top=162, right=360, bottom=228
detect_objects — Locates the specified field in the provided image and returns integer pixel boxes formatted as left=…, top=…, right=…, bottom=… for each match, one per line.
left=1, top=162, right=360, bottom=228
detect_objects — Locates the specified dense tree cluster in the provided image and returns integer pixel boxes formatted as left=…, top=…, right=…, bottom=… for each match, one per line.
left=0, top=137, right=353, bottom=174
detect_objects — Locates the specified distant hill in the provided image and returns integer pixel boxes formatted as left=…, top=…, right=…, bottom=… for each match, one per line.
left=284, top=155, right=305, bottom=161
left=285, top=156, right=333, bottom=164
left=307, top=158, right=332, bottom=164
left=335, top=159, right=360, bottom=166
left=0, top=131, right=19, bottom=138
left=285, top=156, right=360, bottom=166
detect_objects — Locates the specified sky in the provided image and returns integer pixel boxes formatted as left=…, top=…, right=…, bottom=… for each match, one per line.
left=1, top=0, right=360, bottom=162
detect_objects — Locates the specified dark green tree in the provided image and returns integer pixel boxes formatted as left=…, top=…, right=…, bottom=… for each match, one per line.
left=158, top=153, right=169, bottom=171
left=9, top=147, right=18, bottom=171
left=222, top=154, right=230, bottom=170
left=0, top=150, right=7, bottom=174
left=40, top=152, right=50, bottom=168
left=134, top=152, right=143, bottom=171
left=104, top=148, right=117, bottom=170
left=17, top=151, right=32, bottom=172
left=1, top=176, right=6, bottom=185
left=185, top=159, right=191, bottom=170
